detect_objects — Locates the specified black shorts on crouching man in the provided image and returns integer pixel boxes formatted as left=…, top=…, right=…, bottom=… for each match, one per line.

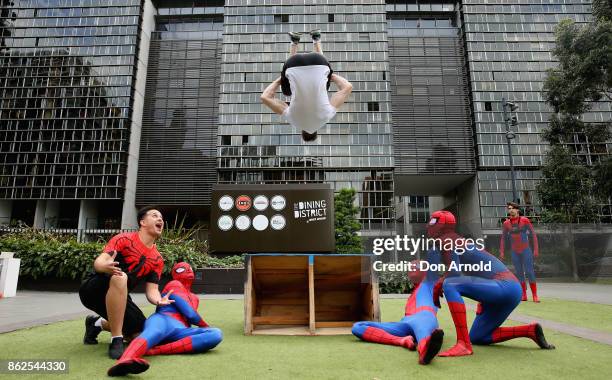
left=78, top=273, right=146, bottom=337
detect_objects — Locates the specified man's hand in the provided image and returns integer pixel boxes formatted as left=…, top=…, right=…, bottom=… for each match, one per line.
left=433, top=278, right=444, bottom=308
left=157, top=289, right=175, bottom=306
left=102, top=251, right=122, bottom=276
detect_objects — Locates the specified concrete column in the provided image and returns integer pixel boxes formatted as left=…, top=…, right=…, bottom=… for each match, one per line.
left=455, top=176, right=483, bottom=238
left=33, top=200, right=46, bottom=229
left=121, top=0, right=157, bottom=230
left=78, top=200, right=98, bottom=230
left=44, top=200, right=60, bottom=228
left=429, top=196, right=446, bottom=213
left=0, top=200, right=12, bottom=226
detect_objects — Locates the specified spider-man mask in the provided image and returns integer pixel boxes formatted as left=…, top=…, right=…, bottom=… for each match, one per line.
left=172, top=262, right=194, bottom=290
left=426, top=210, right=457, bottom=238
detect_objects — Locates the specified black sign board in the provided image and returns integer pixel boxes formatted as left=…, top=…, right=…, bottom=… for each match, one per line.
left=210, top=184, right=335, bottom=253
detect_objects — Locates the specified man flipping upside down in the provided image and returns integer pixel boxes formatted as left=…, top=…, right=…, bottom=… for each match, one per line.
left=107, top=262, right=223, bottom=377
left=352, top=252, right=444, bottom=365
left=428, top=210, right=555, bottom=357
left=261, top=29, right=353, bottom=142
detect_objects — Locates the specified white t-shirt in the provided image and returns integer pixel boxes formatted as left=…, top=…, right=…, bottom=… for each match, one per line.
left=282, top=65, right=337, bottom=134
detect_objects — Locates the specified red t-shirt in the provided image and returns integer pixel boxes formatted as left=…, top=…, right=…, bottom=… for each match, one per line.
left=103, top=232, right=164, bottom=290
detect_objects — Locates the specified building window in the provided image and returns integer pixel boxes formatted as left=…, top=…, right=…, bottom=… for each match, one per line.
left=274, top=14, right=289, bottom=23
left=382, top=71, right=386, bottom=80
left=484, top=101, right=492, bottom=111
left=368, top=102, right=380, bottom=112
left=328, top=14, right=334, bottom=22
left=221, top=135, right=231, bottom=145
left=242, top=135, right=249, bottom=145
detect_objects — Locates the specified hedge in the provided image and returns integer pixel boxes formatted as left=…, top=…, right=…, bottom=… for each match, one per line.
left=0, top=230, right=243, bottom=280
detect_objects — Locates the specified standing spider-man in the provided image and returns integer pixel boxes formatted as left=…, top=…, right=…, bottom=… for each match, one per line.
left=352, top=252, right=444, bottom=365
left=108, top=262, right=223, bottom=377
left=500, top=201, right=540, bottom=302
left=429, top=210, right=555, bottom=357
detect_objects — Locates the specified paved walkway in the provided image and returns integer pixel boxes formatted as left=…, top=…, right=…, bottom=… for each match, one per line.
left=1, top=284, right=611, bottom=345
left=382, top=282, right=612, bottom=305
left=0, top=292, right=242, bottom=334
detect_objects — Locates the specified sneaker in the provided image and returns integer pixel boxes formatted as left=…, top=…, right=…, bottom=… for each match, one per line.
left=288, top=32, right=301, bottom=44
left=108, top=337, right=125, bottom=359
left=301, top=130, right=318, bottom=142
left=310, top=29, right=321, bottom=41
left=83, top=315, right=102, bottom=345
left=107, top=358, right=150, bottom=377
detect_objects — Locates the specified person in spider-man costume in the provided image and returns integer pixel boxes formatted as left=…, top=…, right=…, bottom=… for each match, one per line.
left=429, top=210, right=555, bottom=357
left=107, top=262, right=223, bottom=377
left=352, top=253, right=444, bottom=365
left=500, top=201, right=540, bottom=302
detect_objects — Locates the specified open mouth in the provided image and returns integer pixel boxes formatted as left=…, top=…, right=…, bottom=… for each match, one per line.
left=155, top=222, right=163, bottom=230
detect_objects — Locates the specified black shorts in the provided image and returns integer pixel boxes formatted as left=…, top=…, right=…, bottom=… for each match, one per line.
left=281, top=52, right=333, bottom=96
left=78, top=273, right=146, bottom=336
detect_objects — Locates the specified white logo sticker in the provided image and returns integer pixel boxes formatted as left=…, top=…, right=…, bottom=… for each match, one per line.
left=253, top=195, right=269, bottom=211
left=253, top=215, right=269, bottom=231
left=217, top=215, right=233, bottom=231
left=271, top=195, right=286, bottom=211
left=270, top=214, right=286, bottom=230
left=235, top=214, right=251, bottom=231
left=218, top=195, right=234, bottom=211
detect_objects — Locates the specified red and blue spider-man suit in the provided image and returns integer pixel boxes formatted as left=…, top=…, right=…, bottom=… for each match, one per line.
left=429, top=210, right=554, bottom=357
left=108, top=262, right=223, bottom=377
left=352, top=252, right=444, bottom=365
left=500, top=215, right=540, bottom=302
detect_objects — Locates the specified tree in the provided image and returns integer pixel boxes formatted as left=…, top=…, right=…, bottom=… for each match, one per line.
left=539, top=0, right=612, bottom=279
left=334, top=188, right=362, bottom=254
left=540, top=0, right=612, bottom=215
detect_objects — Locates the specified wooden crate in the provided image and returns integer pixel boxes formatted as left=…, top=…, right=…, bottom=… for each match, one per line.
left=244, top=254, right=379, bottom=335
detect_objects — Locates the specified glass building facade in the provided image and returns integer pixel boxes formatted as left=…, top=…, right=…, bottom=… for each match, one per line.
left=463, top=0, right=612, bottom=229
left=0, top=0, right=610, bottom=233
left=0, top=0, right=144, bottom=228
left=136, top=2, right=223, bottom=210
left=219, top=0, right=394, bottom=230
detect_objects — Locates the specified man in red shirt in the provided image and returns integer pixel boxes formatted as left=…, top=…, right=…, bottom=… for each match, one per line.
left=79, top=206, right=173, bottom=359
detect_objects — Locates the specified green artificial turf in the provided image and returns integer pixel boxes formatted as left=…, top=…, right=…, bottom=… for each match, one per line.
left=514, top=297, right=612, bottom=334
left=0, top=299, right=610, bottom=379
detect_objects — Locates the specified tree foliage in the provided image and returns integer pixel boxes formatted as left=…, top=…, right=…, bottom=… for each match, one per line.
left=537, top=146, right=599, bottom=223
left=334, top=188, right=363, bottom=254
left=538, top=0, right=612, bottom=222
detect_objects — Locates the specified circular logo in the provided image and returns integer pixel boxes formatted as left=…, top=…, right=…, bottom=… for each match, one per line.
left=235, top=195, right=252, bottom=212
left=253, top=195, right=269, bottom=211
left=253, top=215, right=269, bottom=231
left=218, top=195, right=234, bottom=211
left=270, top=214, right=286, bottom=230
left=235, top=214, right=251, bottom=231
left=271, top=195, right=286, bottom=211
left=217, top=215, right=233, bottom=231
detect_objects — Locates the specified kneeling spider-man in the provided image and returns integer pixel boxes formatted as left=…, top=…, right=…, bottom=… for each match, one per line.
left=429, top=210, right=555, bottom=357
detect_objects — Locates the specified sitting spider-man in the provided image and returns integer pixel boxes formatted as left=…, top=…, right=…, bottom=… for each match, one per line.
left=108, top=262, right=223, bottom=377
left=429, top=210, right=555, bottom=357
left=352, top=252, right=444, bottom=365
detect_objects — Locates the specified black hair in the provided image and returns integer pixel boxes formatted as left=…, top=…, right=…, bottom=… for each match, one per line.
left=137, top=205, right=160, bottom=227
left=506, top=201, right=520, bottom=209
